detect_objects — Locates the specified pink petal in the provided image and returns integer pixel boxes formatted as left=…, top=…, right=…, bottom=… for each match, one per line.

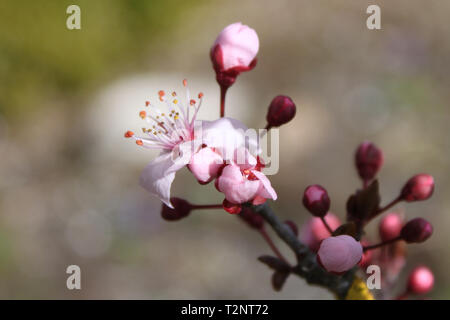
left=214, top=22, right=259, bottom=70
left=217, top=165, right=260, bottom=204
left=251, top=170, right=277, bottom=200
left=317, top=235, right=363, bottom=273
left=188, top=147, right=223, bottom=183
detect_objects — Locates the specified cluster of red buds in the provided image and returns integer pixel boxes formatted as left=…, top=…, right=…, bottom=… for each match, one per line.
left=125, top=22, right=436, bottom=299
left=299, top=141, right=435, bottom=298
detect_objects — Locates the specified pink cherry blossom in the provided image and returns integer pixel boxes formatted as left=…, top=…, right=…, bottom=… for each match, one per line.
left=216, top=151, right=277, bottom=205
left=211, top=22, right=259, bottom=71
left=126, top=81, right=258, bottom=208
left=317, top=235, right=363, bottom=274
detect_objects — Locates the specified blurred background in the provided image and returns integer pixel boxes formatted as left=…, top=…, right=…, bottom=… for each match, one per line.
left=0, top=0, right=449, bottom=299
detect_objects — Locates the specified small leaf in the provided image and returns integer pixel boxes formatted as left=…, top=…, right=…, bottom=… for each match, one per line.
left=346, top=180, right=381, bottom=222
left=258, top=255, right=290, bottom=273
left=272, top=270, right=290, bottom=292
left=332, top=222, right=357, bottom=238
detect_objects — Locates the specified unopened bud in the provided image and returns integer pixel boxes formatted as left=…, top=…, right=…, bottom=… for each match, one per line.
left=400, top=218, right=433, bottom=243
left=161, top=198, right=192, bottom=221
left=400, top=174, right=434, bottom=202
left=317, top=235, right=363, bottom=274
left=408, top=266, right=434, bottom=294
left=379, top=212, right=403, bottom=242
left=355, top=141, right=384, bottom=181
left=303, top=185, right=330, bottom=217
left=266, top=95, right=296, bottom=129
left=210, top=22, right=259, bottom=88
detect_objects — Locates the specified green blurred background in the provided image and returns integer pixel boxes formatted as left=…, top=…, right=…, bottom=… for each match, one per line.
left=0, top=0, right=449, bottom=299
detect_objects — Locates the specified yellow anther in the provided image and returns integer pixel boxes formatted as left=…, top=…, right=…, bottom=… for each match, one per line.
left=173, top=99, right=178, bottom=104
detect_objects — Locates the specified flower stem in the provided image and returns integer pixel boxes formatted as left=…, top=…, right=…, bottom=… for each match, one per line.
left=220, top=85, right=228, bottom=118
left=363, top=236, right=402, bottom=252
left=192, top=204, right=223, bottom=210
left=369, top=196, right=402, bottom=221
left=259, top=227, right=290, bottom=265
left=320, top=216, right=334, bottom=234
left=377, top=196, right=401, bottom=214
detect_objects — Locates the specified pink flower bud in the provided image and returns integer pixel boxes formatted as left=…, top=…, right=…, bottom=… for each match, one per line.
left=300, top=213, right=341, bottom=252
left=317, top=235, right=363, bottom=274
left=400, top=174, right=435, bottom=202
left=161, top=197, right=192, bottom=221
left=400, top=218, right=433, bottom=243
left=187, top=147, right=224, bottom=184
left=355, top=141, right=384, bottom=181
left=302, top=185, right=330, bottom=217
left=266, top=95, right=296, bottom=129
left=379, top=212, right=403, bottom=242
left=408, top=266, right=434, bottom=294
left=211, top=22, right=259, bottom=72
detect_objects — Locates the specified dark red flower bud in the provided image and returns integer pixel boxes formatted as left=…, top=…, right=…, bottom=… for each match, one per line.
left=355, top=141, right=384, bottom=181
left=400, top=218, right=433, bottom=243
left=408, top=266, right=434, bottom=294
left=284, top=220, right=298, bottom=237
left=379, top=212, right=403, bottom=242
left=161, top=198, right=192, bottom=221
left=266, top=95, right=296, bottom=129
left=303, top=185, right=330, bottom=217
left=400, top=174, right=435, bottom=202
left=238, top=207, right=264, bottom=229
left=222, top=199, right=242, bottom=214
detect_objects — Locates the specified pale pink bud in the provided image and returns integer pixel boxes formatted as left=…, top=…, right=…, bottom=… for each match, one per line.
left=300, top=213, right=341, bottom=252
left=400, top=174, right=435, bottom=202
left=188, top=147, right=223, bottom=184
left=211, top=22, right=259, bottom=72
left=379, top=212, right=403, bottom=242
left=408, top=266, right=434, bottom=294
left=317, top=235, right=363, bottom=274
left=355, top=141, right=384, bottom=181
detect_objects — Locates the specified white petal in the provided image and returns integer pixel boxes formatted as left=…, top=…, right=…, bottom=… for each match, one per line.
left=139, top=145, right=190, bottom=208
left=197, top=117, right=259, bottom=160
